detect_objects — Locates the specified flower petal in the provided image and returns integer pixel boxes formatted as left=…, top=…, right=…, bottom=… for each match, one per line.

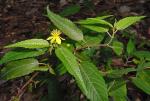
left=60, top=37, right=65, bottom=40
left=50, top=38, right=56, bottom=44
left=51, top=29, right=61, bottom=36
left=47, top=36, right=53, bottom=40
left=56, top=37, right=61, bottom=44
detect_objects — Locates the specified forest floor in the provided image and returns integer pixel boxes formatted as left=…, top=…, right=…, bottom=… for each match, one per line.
left=0, top=0, right=150, bottom=101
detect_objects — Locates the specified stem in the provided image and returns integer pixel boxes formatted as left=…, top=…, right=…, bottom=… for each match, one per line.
left=16, top=72, right=39, bottom=98
left=107, top=80, right=116, bottom=92
left=75, top=28, right=117, bottom=51
left=106, top=32, right=112, bottom=37
left=49, top=45, right=53, bottom=55
left=107, top=28, right=116, bottom=45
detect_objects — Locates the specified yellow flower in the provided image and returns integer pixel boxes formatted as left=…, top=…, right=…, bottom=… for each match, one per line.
left=47, top=29, right=65, bottom=44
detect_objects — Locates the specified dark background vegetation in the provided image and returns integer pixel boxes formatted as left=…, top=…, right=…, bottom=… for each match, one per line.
left=0, top=0, right=150, bottom=101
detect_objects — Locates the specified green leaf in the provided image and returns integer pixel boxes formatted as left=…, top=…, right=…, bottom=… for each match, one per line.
left=115, top=16, right=145, bottom=30
left=127, top=39, right=135, bottom=55
left=55, top=46, right=109, bottom=101
left=46, top=6, right=83, bottom=41
left=137, top=62, right=150, bottom=71
left=55, top=46, right=87, bottom=94
left=112, top=41, right=123, bottom=56
left=76, top=34, right=104, bottom=49
left=109, top=79, right=127, bottom=101
left=80, top=61, right=108, bottom=101
left=0, top=58, right=40, bottom=80
left=55, top=64, right=67, bottom=75
left=0, top=49, right=47, bottom=65
left=35, top=66, right=49, bottom=71
left=90, top=19, right=113, bottom=27
left=82, top=25, right=109, bottom=32
left=75, top=49, right=95, bottom=62
left=5, top=39, right=49, bottom=49
left=77, top=15, right=113, bottom=24
left=77, top=18, right=113, bottom=27
left=60, top=5, right=80, bottom=17
left=133, top=51, right=150, bottom=60
left=107, top=68, right=136, bottom=78
left=132, top=70, right=150, bottom=94
left=95, top=15, right=113, bottom=20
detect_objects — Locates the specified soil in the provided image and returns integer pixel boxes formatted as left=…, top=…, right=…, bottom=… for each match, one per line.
left=0, top=0, right=150, bottom=101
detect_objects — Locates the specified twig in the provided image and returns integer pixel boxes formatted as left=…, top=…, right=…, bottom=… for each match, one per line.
left=106, top=28, right=117, bottom=45
left=16, top=72, right=39, bottom=98
left=106, top=32, right=112, bottom=37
